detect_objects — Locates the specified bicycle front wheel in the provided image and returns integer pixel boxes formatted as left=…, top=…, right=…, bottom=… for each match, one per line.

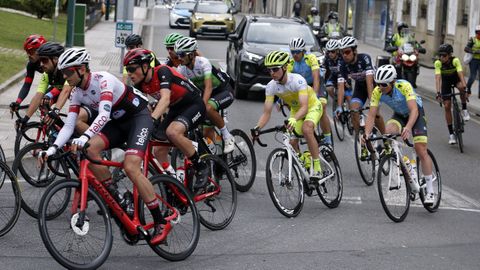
left=265, top=148, right=304, bottom=218
left=377, top=154, right=410, bottom=222
left=453, top=105, right=464, bottom=153
left=38, top=179, right=113, bottom=270
left=316, top=146, right=343, bottom=208
left=227, top=129, right=256, bottom=192
left=418, top=149, right=442, bottom=212
left=354, top=130, right=376, bottom=186
left=0, top=161, right=22, bottom=237
left=197, top=154, right=237, bottom=230
left=14, top=121, right=43, bottom=156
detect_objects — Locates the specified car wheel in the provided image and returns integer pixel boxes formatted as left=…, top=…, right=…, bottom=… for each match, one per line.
left=234, top=75, right=248, bottom=100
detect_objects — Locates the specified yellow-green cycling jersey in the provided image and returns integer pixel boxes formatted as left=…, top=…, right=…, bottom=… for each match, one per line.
left=37, top=69, right=68, bottom=97
left=287, top=53, right=319, bottom=86
left=434, top=57, right=462, bottom=78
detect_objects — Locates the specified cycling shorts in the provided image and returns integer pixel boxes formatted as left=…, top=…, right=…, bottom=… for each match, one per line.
left=208, top=84, right=234, bottom=111
left=387, top=107, right=428, bottom=144
left=440, top=76, right=460, bottom=101
left=290, top=102, right=323, bottom=136
left=350, top=81, right=369, bottom=107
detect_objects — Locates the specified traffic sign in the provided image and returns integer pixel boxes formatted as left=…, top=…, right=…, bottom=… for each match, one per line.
left=115, top=22, right=133, bottom=48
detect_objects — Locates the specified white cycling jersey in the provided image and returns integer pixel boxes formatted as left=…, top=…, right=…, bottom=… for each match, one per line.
left=177, top=56, right=221, bottom=89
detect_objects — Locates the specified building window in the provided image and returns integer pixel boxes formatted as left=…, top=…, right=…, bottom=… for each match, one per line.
left=419, top=0, right=427, bottom=18
left=459, top=0, right=469, bottom=26
left=404, top=0, right=411, bottom=16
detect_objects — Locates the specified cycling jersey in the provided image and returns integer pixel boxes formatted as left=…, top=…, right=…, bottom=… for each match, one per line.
left=287, top=54, right=319, bottom=85
left=265, top=73, right=321, bottom=110
left=434, top=57, right=462, bottom=78
left=177, top=56, right=222, bottom=90
left=466, top=37, right=480, bottom=60
left=16, top=60, right=43, bottom=104
left=370, top=79, right=423, bottom=117
left=337, top=54, right=375, bottom=83
left=53, top=71, right=148, bottom=148
left=37, top=69, right=67, bottom=100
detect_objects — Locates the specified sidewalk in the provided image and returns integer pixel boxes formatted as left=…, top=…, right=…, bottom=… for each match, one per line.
left=357, top=42, right=480, bottom=116
left=0, top=6, right=149, bottom=162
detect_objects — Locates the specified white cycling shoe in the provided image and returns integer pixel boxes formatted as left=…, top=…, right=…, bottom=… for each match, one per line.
left=462, top=110, right=470, bottom=121
left=448, top=134, right=457, bottom=145
left=223, top=136, right=235, bottom=154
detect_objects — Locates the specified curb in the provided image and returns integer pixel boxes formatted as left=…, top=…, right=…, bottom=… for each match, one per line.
left=0, top=70, right=25, bottom=95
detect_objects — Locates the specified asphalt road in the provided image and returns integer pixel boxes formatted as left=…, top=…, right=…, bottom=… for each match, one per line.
left=1, top=5, right=480, bottom=270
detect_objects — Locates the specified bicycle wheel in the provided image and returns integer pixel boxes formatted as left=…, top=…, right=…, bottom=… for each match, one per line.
left=12, top=142, right=71, bottom=219
left=346, top=113, right=354, bottom=136
left=333, top=112, right=346, bottom=141
left=453, top=104, right=464, bottom=153
left=227, top=129, right=256, bottom=192
left=14, top=121, right=43, bottom=157
left=316, top=146, right=343, bottom=208
left=141, top=175, right=200, bottom=261
left=0, top=161, right=22, bottom=237
left=377, top=154, right=410, bottom=222
left=265, top=148, right=304, bottom=218
left=38, top=179, right=113, bottom=270
left=197, top=154, right=237, bottom=230
left=417, top=149, right=442, bottom=212
left=0, top=145, right=6, bottom=184
left=354, top=130, right=376, bottom=186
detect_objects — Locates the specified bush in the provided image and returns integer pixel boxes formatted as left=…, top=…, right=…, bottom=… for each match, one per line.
left=21, top=0, right=55, bottom=19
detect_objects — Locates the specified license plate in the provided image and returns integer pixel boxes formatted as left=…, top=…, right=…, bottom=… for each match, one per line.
left=207, top=26, right=222, bottom=30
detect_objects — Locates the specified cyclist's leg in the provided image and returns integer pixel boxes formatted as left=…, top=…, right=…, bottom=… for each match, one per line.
left=318, top=97, right=332, bottom=144
left=455, top=79, right=469, bottom=115
left=300, top=104, right=322, bottom=175
left=76, top=105, right=96, bottom=134
left=349, top=83, right=367, bottom=135
left=208, top=89, right=235, bottom=152
left=440, top=79, right=454, bottom=135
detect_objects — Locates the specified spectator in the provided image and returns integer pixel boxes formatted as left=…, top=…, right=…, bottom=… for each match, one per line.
left=464, top=25, right=480, bottom=98
left=293, top=0, right=301, bottom=18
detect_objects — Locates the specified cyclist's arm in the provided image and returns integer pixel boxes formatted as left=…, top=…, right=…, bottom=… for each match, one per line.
left=312, top=69, right=321, bottom=95
left=84, top=87, right=114, bottom=139
left=151, top=88, right=171, bottom=120
left=464, top=38, right=474, bottom=53
left=53, top=84, right=73, bottom=111
left=405, top=99, right=419, bottom=132
left=203, top=76, right=213, bottom=105
left=364, top=55, right=375, bottom=99
left=16, top=61, right=37, bottom=104
left=337, top=81, right=345, bottom=107
left=52, top=92, right=81, bottom=148
left=366, top=74, right=375, bottom=99
left=434, top=60, right=442, bottom=94
left=364, top=105, right=378, bottom=138
left=294, top=91, right=309, bottom=120
left=25, top=72, right=49, bottom=118
left=255, top=96, right=274, bottom=129
left=453, top=58, right=467, bottom=88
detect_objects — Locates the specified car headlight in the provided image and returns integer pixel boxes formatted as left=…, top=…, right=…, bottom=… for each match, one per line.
left=409, top=54, right=417, bottom=61
left=401, top=54, right=409, bottom=61
left=244, top=51, right=263, bottom=62
left=226, top=16, right=233, bottom=21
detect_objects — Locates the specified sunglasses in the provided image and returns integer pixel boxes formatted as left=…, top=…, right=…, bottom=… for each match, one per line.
left=166, top=46, right=175, bottom=51
left=267, top=67, right=281, bottom=73
left=61, top=67, right=78, bottom=77
left=125, top=65, right=140, bottom=73
left=291, top=50, right=303, bottom=55
left=176, top=52, right=189, bottom=58
left=328, top=50, right=337, bottom=54
left=342, top=49, right=353, bottom=56
left=39, top=57, right=50, bottom=64
left=378, top=83, right=389, bottom=88
left=439, top=54, right=448, bottom=57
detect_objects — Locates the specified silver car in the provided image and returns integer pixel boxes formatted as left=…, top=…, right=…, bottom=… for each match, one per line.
left=169, top=0, right=196, bottom=28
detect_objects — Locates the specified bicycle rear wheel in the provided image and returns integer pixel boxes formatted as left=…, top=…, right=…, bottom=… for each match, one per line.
left=453, top=104, right=464, bottom=153
left=377, top=154, right=410, bottom=222
left=14, top=121, right=42, bottom=157
left=12, top=142, right=71, bottom=219
left=227, top=129, right=256, bottom=192
left=417, top=149, right=442, bottom=212
left=0, top=161, right=22, bottom=237
left=141, top=174, right=200, bottom=261
left=265, top=148, right=304, bottom=218
left=197, top=155, right=237, bottom=230
left=316, top=146, right=343, bottom=208
left=0, top=145, right=6, bottom=184
left=354, top=129, right=376, bottom=186
left=38, top=179, right=113, bottom=270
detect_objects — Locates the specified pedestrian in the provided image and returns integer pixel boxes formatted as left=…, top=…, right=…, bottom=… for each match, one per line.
left=293, top=0, right=301, bottom=18
left=464, top=24, right=480, bottom=98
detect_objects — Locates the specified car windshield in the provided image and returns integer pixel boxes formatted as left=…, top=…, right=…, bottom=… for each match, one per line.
left=196, top=3, right=229, bottom=13
left=175, top=2, right=196, bottom=9
left=246, top=22, right=316, bottom=45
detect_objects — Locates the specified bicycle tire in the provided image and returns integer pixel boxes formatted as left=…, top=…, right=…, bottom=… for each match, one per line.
left=346, top=113, right=354, bottom=136
left=142, top=175, right=200, bottom=261
left=354, top=130, right=376, bottom=186
left=38, top=179, right=113, bottom=270
left=316, top=146, right=343, bottom=208
left=417, top=149, right=442, bottom=212
left=377, top=154, right=410, bottom=222
left=197, top=154, right=237, bottom=230
left=14, top=121, right=43, bottom=157
left=0, top=161, right=22, bottom=237
left=0, top=145, right=6, bottom=185
left=453, top=103, right=464, bottom=153
left=265, top=148, right=304, bottom=218
left=333, top=113, right=346, bottom=141
left=12, top=142, right=71, bottom=219
left=228, top=129, right=257, bottom=192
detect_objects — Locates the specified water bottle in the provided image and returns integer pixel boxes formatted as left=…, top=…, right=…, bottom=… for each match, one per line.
left=122, top=191, right=134, bottom=217
left=410, top=159, right=419, bottom=190
left=205, top=137, right=216, bottom=154
left=359, top=114, right=366, bottom=127
left=403, top=156, right=419, bottom=193
left=176, top=167, right=185, bottom=183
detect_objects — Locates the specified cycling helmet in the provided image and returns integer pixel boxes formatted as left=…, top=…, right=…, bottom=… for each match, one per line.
left=37, top=42, right=65, bottom=57
left=339, top=36, right=357, bottom=49
left=328, top=11, right=338, bottom=20
left=23, top=34, right=46, bottom=51
left=264, top=50, right=290, bottom=67
left=438, top=43, right=453, bottom=54
left=164, top=33, right=184, bottom=46
left=325, top=39, right=340, bottom=51
left=397, top=22, right=409, bottom=33
left=123, top=48, right=153, bottom=66
left=174, top=37, right=197, bottom=53
left=374, top=64, right=397, bottom=84
left=125, top=34, right=143, bottom=47
left=289, top=37, right=306, bottom=51
left=58, top=48, right=91, bottom=70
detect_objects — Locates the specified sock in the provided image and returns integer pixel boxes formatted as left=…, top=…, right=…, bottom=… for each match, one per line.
left=462, top=103, right=467, bottom=110
left=146, top=198, right=165, bottom=224
left=447, top=124, right=453, bottom=135
left=220, top=126, right=232, bottom=139
left=313, top=158, right=321, bottom=173
left=424, top=175, right=433, bottom=194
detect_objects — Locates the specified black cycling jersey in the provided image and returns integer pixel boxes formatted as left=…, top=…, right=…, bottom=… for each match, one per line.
left=337, top=53, right=375, bottom=83
left=17, top=60, right=43, bottom=103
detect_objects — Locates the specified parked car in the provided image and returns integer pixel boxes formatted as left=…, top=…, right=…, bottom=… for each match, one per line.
left=189, top=1, right=237, bottom=38
left=226, top=15, right=322, bottom=99
left=169, top=0, right=197, bottom=28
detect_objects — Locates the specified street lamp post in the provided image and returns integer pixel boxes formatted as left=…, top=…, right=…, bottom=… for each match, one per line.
left=66, top=0, right=76, bottom=47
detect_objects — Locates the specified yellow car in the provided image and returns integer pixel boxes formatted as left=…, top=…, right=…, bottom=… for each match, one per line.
left=189, top=1, right=237, bottom=38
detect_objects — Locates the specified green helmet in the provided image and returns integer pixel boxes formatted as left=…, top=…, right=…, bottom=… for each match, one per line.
left=264, top=50, right=290, bottom=67
left=164, top=33, right=184, bottom=46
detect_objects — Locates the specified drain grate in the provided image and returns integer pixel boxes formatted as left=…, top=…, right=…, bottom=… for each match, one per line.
left=100, top=52, right=121, bottom=67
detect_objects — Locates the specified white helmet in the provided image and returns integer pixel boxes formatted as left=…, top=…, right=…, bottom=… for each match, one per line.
left=339, top=36, right=357, bottom=49
left=174, top=37, right=197, bottom=53
left=58, top=48, right=91, bottom=70
left=289, top=37, right=306, bottom=51
left=476, top=25, right=480, bottom=32
left=325, top=39, right=340, bottom=51
left=374, top=64, right=397, bottom=84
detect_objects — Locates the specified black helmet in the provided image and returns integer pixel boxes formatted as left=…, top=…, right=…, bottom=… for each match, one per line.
left=37, top=42, right=65, bottom=57
left=125, top=34, right=143, bottom=47
left=397, top=22, right=409, bottom=33
left=438, top=43, right=453, bottom=54
left=328, top=11, right=338, bottom=20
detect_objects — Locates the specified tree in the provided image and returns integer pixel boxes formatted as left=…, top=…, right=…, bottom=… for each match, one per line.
left=21, top=0, right=55, bottom=19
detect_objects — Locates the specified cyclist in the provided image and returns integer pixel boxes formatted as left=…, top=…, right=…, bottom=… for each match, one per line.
left=287, top=37, right=333, bottom=145
left=123, top=48, right=210, bottom=190
left=336, top=36, right=385, bottom=158
left=174, top=37, right=235, bottom=153
left=435, top=43, right=470, bottom=144
left=10, top=34, right=47, bottom=114
left=321, top=11, right=347, bottom=40
left=38, top=48, right=170, bottom=245
left=364, top=65, right=435, bottom=204
left=324, top=39, right=352, bottom=107
left=16, top=42, right=72, bottom=129
left=122, top=34, right=160, bottom=84
left=252, top=50, right=324, bottom=180
left=464, top=24, right=480, bottom=99
left=163, top=32, right=184, bottom=68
